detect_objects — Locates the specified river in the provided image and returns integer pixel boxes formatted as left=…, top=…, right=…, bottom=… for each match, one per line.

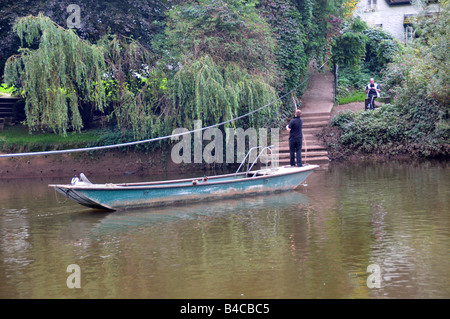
left=0, top=161, right=449, bottom=299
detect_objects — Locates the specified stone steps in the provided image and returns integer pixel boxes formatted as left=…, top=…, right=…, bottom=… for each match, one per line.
left=275, top=111, right=330, bottom=166
left=277, top=143, right=327, bottom=150
left=303, top=120, right=330, bottom=128
left=276, top=156, right=330, bottom=165
left=270, top=150, right=329, bottom=158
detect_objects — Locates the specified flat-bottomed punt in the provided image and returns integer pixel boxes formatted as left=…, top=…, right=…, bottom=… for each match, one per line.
left=50, top=146, right=318, bottom=211
left=49, top=165, right=318, bottom=211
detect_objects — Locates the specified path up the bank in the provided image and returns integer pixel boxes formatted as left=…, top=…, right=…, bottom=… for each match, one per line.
left=277, top=66, right=334, bottom=167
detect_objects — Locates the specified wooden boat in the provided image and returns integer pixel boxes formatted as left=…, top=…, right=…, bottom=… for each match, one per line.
left=49, top=147, right=318, bottom=211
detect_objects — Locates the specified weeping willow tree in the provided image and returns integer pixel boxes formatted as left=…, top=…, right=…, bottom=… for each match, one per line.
left=171, top=55, right=280, bottom=131
left=4, top=14, right=168, bottom=140
left=4, top=13, right=106, bottom=134
left=98, top=34, right=168, bottom=140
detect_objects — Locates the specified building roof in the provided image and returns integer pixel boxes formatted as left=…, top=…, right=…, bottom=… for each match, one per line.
left=387, top=0, right=412, bottom=5
left=386, top=0, right=412, bottom=6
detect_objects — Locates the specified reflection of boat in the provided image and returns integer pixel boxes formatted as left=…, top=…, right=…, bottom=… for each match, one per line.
left=49, top=147, right=318, bottom=211
left=91, top=190, right=310, bottom=233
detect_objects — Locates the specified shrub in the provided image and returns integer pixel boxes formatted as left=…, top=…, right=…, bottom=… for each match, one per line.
left=331, top=105, right=408, bottom=155
left=363, top=28, right=400, bottom=73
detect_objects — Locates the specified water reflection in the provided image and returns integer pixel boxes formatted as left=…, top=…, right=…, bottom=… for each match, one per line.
left=0, top=161, right=449, bottom=298
left=90, top=191, right=309, bottom=235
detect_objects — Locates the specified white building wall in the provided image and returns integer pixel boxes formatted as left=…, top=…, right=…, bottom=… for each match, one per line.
left=354, top=1, right=420, bottom=42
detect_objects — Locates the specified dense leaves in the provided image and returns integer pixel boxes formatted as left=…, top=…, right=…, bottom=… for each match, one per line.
left=4, top=14, right=107, bottom=134
left=163, top=0, right=278, bottom=79
left=97, top=35, right=169, bottom=140
left=329, top=1, right=449, bottom=159
left=331, top=17, right=368, bottom=69
left=0, top=0, right=173, bottom=81
left=363, top=28, right=400, bottom=73
left=260, top=0, right=309, bottom=94
left=333, top=17, right=400, bottom=104
left=171, top=55, right=280, bottom=130
left=4, top=0, right=345, bottom=138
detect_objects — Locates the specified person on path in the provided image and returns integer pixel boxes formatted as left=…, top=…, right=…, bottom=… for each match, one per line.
left=366, top=78, right=381, bottom=110
left=286, top=109, right=303, bottom=167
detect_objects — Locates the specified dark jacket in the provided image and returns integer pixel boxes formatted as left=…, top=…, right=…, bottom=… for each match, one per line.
left=366, top=83, right=380, bottom=97
left=288, top=116, right=303, bottom=140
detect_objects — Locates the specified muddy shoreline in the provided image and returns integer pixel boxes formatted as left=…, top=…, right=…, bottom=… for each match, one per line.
left=1, top=101, right=445, bottom=179
left=0, top=148, right=225, bottom=179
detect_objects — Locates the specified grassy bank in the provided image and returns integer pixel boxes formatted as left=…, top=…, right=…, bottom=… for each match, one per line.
left=0, top=125, right=101, bottom=153
left=336, top=91, right=366, bottom=105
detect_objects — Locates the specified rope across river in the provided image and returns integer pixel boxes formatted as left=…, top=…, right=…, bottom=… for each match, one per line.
left=0, top=62, right=326, bottom=158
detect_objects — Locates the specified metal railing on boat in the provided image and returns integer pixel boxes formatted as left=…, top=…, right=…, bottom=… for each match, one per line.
left=235, top=145, right=276, bottom=177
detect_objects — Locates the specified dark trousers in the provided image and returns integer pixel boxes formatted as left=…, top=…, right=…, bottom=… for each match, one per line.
left=289, top=138, right=302, bottom=166
left=368, top=95, right=377, bottom=110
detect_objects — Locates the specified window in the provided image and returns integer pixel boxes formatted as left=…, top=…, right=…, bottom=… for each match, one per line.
left=404, top=26, right=415, bottom=45
left=366, top=0, right=377, bottom=11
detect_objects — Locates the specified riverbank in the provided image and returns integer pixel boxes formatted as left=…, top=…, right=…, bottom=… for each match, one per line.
left=1, top=100, right=442, bottom=179
left=321, top=101, right=450, bottom=162
left=0, top=148, right=224, bottom=179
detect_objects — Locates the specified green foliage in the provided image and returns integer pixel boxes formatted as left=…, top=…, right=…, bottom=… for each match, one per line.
left=335, top=64, right=373, bottom=104
left=0, top=125, right=100, bottom=153
left=381, top=0, right=449, bottom=147
left=332, top=106, right=406, bottom=154
left=171, top=55, right=280, bottom=130
left=332, top=18, right=398, bottom=73
left=4, top=15, right=169, bottom=141
left=294, top=0, right=344, bottom=58
left=363, top=28, right=400, bottom=72
left=0, top=83, right=16, bottom=95
left=333, top=18, right=399, bottom=105
left=331, top=1, right=450, bottom=159
left=337, top=91, right=367, bottom=104
left=330, top=109, right=356, bottom=128
left=331, top=18, right=368, bottom=69
left=97, top=34, right=169, bottom=140
left=4, top=14, right=107, bottom=135
left=259, top=0, right=309, bottom=94
left=259, top=0, right=344, bottom=117
left=164, top=0, right=278, bottom=82
left=412, top=1, right=449, bottom=107
left=0, top=0, right=169, bottom=81
left=2, top=1, right=351, bottom=153
left=163, top=0, right=282, bottom=132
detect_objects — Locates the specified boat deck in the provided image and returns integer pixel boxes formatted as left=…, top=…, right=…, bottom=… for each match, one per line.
left=50, top=166, right=315, bottom=190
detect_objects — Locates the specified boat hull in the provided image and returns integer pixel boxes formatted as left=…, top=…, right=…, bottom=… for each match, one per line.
left=50, top=165, right=318, bottom=211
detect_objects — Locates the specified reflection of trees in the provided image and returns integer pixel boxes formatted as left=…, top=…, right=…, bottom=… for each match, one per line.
left=0, top=209, right=32, bottom=298
left=2, top=161, right=448, bottom=298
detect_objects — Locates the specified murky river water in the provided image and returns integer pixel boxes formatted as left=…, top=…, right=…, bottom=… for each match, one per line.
left=0, top=161, right=448, bottom=299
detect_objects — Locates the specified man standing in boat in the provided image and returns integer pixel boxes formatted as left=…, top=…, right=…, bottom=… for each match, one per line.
left=286, top=109, right=303, bottom=167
